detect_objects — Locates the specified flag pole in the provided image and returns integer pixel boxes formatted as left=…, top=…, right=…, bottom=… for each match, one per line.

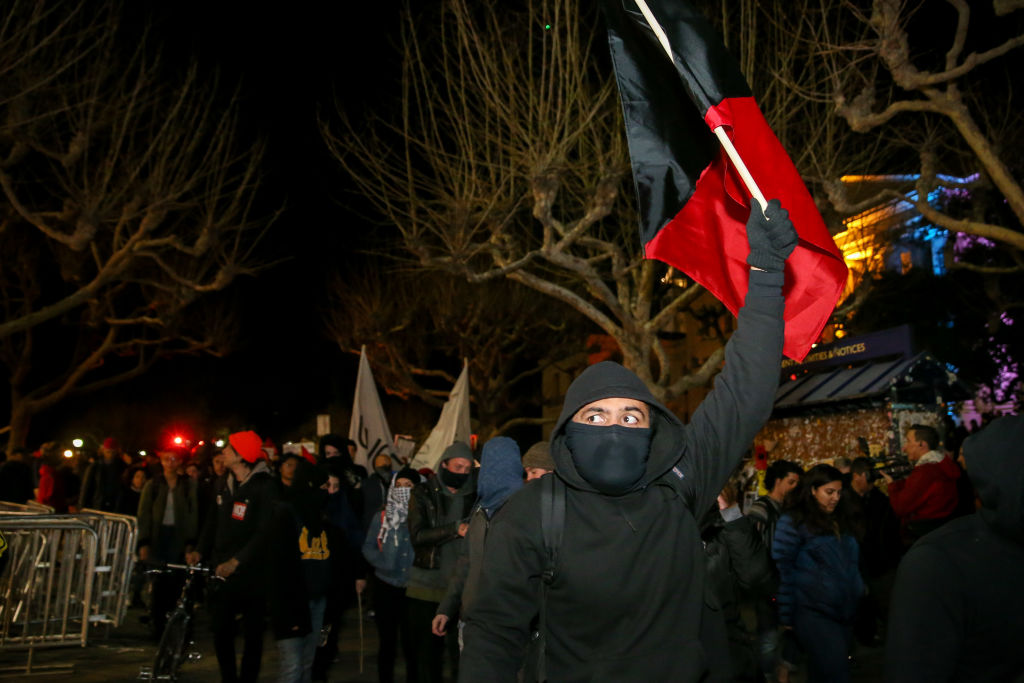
left=630, top=0, right=768, bottom=214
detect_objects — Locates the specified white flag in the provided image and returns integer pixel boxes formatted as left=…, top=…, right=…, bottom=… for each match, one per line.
left=348, top=346, right=397, bottom=471
left=410, top=360, right=471, bottom=472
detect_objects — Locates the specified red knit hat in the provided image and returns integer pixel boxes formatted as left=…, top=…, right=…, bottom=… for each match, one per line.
left=102, top=437, right=121, bottom=451
left=228, top=431, right=265, bottom=464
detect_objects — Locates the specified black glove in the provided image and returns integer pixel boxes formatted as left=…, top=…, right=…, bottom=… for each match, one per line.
left=746, top=199, right=798, bottom=273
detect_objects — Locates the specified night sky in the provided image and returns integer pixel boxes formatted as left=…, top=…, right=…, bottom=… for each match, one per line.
left=34, top=2, right=408, bottom=450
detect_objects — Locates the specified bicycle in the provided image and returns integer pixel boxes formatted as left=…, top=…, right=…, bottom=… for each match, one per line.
left=139, top=563, right=221, bottom=681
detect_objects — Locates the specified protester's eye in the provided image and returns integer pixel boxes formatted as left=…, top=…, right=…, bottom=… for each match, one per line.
left=585, top=412, right=606, bottom=424
left=622, top=414, right=639, bottom=425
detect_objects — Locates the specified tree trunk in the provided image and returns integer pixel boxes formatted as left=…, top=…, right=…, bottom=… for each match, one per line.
left=6, top=396, right=33, bottom=455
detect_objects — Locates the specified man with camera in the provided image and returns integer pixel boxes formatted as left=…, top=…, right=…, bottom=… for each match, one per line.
left=882, top=424, right=960, bottom=546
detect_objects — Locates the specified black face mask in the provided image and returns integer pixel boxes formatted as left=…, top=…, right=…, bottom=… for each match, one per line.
left=375, top=466, right=392, bottom=480
left=564, top=422, right=652, bottom=495
left=441, top=468, right=469, bottom=490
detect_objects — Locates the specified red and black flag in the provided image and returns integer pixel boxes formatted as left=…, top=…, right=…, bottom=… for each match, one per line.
left=602, top=0, right=847, bottom=361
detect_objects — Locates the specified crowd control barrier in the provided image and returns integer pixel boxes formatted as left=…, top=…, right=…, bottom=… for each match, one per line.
left=0, top=515, right=98, bottom=675
left=0, top=507, right=138, bottom=676
left=76, top=509, right=138, bottom=629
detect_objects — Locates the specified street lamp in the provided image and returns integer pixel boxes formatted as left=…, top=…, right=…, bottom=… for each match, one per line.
left=72, top=438, right=84, bottom=448
left=214, top=439, right=225, bottom=448
left=63, top=449, right=73, bottom=459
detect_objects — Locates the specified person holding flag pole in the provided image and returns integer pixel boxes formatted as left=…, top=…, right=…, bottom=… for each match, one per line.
left=457, top=1, right=847, bottom=681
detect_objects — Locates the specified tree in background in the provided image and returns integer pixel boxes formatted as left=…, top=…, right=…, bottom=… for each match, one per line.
left=0, top=3, right=272, bottom=450
left=324, top=0, right=1021, bottom=411
left=323, top=0, right=797, bottom=405
left=792, top=0, right=1024, bottom=402
left=326, top=269, right=587, bottom=439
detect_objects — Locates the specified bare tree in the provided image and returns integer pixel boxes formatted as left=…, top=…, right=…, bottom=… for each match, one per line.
left=326, top=268, right=587, bottom=439
left=323, top=0, right=753, bottom=405
left=0, top=3, right=271, bottom=449
left=812, top=0, right=1024, bottom=257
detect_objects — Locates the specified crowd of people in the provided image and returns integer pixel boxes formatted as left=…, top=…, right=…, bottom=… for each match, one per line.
left=1, top=202, right=1020, bottom=682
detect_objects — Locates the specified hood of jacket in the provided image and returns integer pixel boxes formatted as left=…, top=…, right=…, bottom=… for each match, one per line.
left=962, top=415, right=1024, bottom=543
left=550, top=361, right=684, bottom=494
left=239, top=459, right=272, bottom=486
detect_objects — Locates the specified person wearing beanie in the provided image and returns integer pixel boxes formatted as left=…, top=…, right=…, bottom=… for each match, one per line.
left=363, top=467, right=421, bottom=683
left=318, top=433, right=367, bottom=521
left=521, top=441, right=555, bottom=481
left=310, top=461, right=371, bottom=683
left=190, top=430, right=279, bottom=683
left=271, top=460, right=346, bottom=683
left=406, top=441, right=477, bottom=683
left=459, top=200, right=793, bottom=681
left=433, top=437, right=523, bottom=646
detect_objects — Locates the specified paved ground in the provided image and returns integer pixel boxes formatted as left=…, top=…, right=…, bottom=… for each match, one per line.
left=0, top=602, right=885, bottom=682
left=0, top=602, right=398, bottom=683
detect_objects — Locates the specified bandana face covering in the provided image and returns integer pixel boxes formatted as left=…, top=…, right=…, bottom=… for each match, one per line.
left=564, top=422, right=652, bottom=495
left=378, top=483, right=412, bottom=548
left=441, top=468, right=469, bottom=490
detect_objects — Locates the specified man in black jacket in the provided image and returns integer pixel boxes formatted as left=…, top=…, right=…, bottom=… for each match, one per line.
left=189, top=430, right=279, bottom=683
left=885, top=415, right=1024, bottom=682
left=459, top=200, right=794, bottom=682
left=406, top=442, right=477, bottom=683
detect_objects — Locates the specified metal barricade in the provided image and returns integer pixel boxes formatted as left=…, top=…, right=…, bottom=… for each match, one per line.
left=0, top=515, right=98, bottom=675
left=76, top=509, right=137, bottom=628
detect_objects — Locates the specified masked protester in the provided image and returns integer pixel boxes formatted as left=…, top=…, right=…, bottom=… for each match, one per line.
left=406, top=443, right=477, bottom=683
left=271, top=461, right=336, bottom=683
left=363, top=467, right=422, bottom=683
left=312, top=464, right=368, bottom=682
left=458, top=199, right=794, bottom=682
left=433, top=437, right=523, bottom=646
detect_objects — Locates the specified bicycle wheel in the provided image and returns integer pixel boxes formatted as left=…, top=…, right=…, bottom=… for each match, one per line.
left=152, top=609, right=189, bottom=680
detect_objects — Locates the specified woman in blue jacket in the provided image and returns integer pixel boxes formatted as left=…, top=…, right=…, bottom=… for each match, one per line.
left=363, top=467, right=420, bottom=683
left=772, top=464, right=864, bottom=683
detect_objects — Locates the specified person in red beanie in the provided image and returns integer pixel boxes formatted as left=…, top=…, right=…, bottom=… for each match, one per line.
left=190, top=430, right=279, bottom=683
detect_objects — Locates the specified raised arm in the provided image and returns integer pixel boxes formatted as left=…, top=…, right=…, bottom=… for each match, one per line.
left=679, top=200, right=794, bottom=515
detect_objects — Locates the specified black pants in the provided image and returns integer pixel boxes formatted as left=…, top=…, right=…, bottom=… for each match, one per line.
left=150, top=525, right=185, bottom=639
left=405, top=597, right=459, bottom=683
left=209, top=579, right=266, bottom=683
left=373, top=577, right=415, bottom=683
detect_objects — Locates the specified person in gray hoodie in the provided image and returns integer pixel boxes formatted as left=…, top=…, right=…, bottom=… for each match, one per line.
left=405, top=442, right=477, bottom=683
left=884, top=414, right=1024, bottom=682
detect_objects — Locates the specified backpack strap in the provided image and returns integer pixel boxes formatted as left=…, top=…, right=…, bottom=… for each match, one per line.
left=536, top=473, right=565, bottom=682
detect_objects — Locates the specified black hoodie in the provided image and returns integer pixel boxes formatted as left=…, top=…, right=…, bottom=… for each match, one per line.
left=885, top=415, right=1024, bottom=682
left=460, top=270, right=785, bottom=682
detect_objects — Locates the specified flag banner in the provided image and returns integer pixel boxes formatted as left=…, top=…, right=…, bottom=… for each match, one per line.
left=348, top=346, right=398, bottom=470
left=602, top=0, right=848, bottom=361
left=409, top=362, right=472, bottom=472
